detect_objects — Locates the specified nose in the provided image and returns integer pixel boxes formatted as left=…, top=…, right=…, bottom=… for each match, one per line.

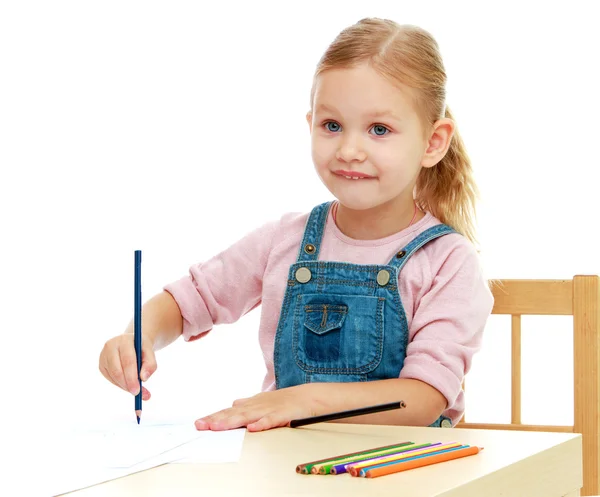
left=335, top=133, right=367, bottom=163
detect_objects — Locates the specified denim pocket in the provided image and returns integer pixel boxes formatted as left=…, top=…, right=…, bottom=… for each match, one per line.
left=293, top=293, right=384, bottom=374
left=303, top=304, right=347, bottom=362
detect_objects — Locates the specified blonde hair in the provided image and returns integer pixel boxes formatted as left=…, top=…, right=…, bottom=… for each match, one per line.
left=310, top=18, right=479, bottom=246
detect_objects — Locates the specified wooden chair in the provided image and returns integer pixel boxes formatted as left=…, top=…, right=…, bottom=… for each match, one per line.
left=457, top=275, right=600, bottom=496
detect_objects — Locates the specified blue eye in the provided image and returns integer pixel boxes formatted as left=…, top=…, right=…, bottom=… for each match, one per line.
left=371, top=125, right=389, bottom=136
left=325, top=121, right=341, bottom=132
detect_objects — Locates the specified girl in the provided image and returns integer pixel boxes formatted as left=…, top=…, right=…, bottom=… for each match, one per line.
left=99, top=18, right=494, bottom=432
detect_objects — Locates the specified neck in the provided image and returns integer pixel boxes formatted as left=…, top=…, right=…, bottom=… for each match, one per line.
left=334, top=199, right=422, bottom=240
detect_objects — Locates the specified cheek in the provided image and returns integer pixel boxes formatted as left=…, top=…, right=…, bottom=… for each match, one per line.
left=311, top=135, right=335, bottom=168
left=371, top=137, right=418, bottom=171
left=369, top=144, right=401, bottom=172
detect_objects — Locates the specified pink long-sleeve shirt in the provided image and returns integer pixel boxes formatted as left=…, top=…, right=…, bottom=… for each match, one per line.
left=164, top=208, right=494, bottom=425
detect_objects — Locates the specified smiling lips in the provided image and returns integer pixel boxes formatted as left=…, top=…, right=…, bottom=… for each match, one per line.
left=334, top=169, right=376, bottom=180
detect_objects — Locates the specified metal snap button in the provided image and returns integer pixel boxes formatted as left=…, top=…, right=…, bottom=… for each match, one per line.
left=441, top=419, right=452, bottom=428
left=295, top=267, right=312, bottom=283
left=376, top=269, right=390, bottom=286
left=396, top=250, right=406, bottom=258
left=304, top=244, right=316, bottom=254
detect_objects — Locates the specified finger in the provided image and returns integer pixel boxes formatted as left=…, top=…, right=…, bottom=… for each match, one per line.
left=195, top=407, right=257, bottom=431
left=99, top=363, right=120, bottom=389
left=194, top=418, right=210, bottom=431
left=119, top=345, right=140, bottom=395
left=101, top=347, right=128, bottom=392
left=247, top=412, right=289, bottom=432
left=99, top=347, right=114, bottom=385
left=99, top=344, right=118, bottom=387
left=101, top=362, right=151, bottom=400
left=140, top=343, right=157, bottom=381
left=231, top=397, right=251, bottom=407
left=195, top=408, right=234, bottom=431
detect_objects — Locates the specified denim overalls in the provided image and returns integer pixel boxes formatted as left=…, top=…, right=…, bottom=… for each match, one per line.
left=273, top=201, right=455, bottom=428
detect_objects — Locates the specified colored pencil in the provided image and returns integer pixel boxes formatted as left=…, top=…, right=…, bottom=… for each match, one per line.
left=290, top=401, right=406, bottom=428
left=358, top=445, right=468, bottom=477
left=329, top=442, right=441, bottom=475
left=361, top=445, right=482, bottom=478
left=295, top=441, right=413, bottom=474
left=314, top=442, right=428, bottom=475
left=346, top=442, right=462, bottom=476
left=134, top=250, right=142, bottom=424
left=359, top=445, right=469, bottom=476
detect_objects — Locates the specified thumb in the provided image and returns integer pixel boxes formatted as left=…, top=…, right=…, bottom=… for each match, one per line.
left=140, top=343, right=157, bottom=381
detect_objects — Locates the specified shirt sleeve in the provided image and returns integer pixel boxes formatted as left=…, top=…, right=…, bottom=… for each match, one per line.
left=164, top=219, right=279, bottom=342
left=399, top=238, right=494, bottom=410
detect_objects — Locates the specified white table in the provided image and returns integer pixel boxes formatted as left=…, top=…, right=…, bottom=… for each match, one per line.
left=66, top=422, right=583, bottom=496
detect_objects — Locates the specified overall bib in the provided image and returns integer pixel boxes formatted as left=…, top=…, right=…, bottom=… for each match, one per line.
left=273, top=201, right=455, bottom=428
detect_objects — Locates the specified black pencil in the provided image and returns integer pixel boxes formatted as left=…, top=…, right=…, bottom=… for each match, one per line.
left=289, top=401, right=406, bottom=428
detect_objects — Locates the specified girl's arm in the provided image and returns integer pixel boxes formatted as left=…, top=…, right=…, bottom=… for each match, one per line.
left=99, top=290, right=183, bottom=397
left=123, top=290, right=183, bottom=351
left=194, top=378, right=446, bottom=431
left=310, top=378, right=447, bottom=426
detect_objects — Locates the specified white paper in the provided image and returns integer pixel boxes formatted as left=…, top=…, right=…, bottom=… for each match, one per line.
left=42, top=448, right=182, bottom=497
left=68, top=422, right=204, bottom=468
left=18, top=420, right=246, bottom=496
left=167, top=428, right=246, bottom=463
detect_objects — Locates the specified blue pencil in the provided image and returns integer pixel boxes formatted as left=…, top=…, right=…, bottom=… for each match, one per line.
left=134, top=250, right=142, bottom=424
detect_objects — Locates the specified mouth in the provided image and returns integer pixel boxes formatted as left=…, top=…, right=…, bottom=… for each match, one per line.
left=333, top=169, right=376, bottom=180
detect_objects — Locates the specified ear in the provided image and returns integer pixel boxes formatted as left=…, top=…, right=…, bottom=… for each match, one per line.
left=420, top=118, right=455, bottom=169
left=306, top=111, right=313, bottom=132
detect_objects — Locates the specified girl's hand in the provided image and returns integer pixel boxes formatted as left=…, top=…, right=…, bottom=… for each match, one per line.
left=195, top=384, right=326, bottom=432
left=99, top=333, right=157, bottom=400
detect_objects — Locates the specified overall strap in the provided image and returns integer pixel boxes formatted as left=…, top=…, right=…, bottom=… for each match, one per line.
left=388, top=224, right=457, bottom=271
left=296, top=201, right=332, bottom=262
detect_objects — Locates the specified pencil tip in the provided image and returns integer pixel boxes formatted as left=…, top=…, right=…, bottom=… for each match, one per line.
left=137, top=416, right=140, bottom=424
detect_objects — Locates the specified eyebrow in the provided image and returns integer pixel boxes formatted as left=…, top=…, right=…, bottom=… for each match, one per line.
left=314, top=104, right=402, bottom=122
left=367, top=110, right=403, bottom=121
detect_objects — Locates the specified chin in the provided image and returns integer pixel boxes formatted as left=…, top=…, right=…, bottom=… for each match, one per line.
left=333, top=195, right=384, bottom=212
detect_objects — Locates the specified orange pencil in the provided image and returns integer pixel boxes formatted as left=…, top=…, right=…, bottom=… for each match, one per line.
left=362, top=445, right=482, bottom=478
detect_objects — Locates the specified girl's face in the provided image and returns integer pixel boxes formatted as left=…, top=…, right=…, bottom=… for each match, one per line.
left=308, top=64, right=435, bottom=213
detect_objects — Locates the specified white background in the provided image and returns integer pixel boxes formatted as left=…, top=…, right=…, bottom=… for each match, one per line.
left=1, top=1, right=599, bottom=438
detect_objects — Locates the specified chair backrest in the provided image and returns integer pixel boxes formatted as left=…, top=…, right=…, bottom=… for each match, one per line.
left=457, top=275, right=600, bottom=496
